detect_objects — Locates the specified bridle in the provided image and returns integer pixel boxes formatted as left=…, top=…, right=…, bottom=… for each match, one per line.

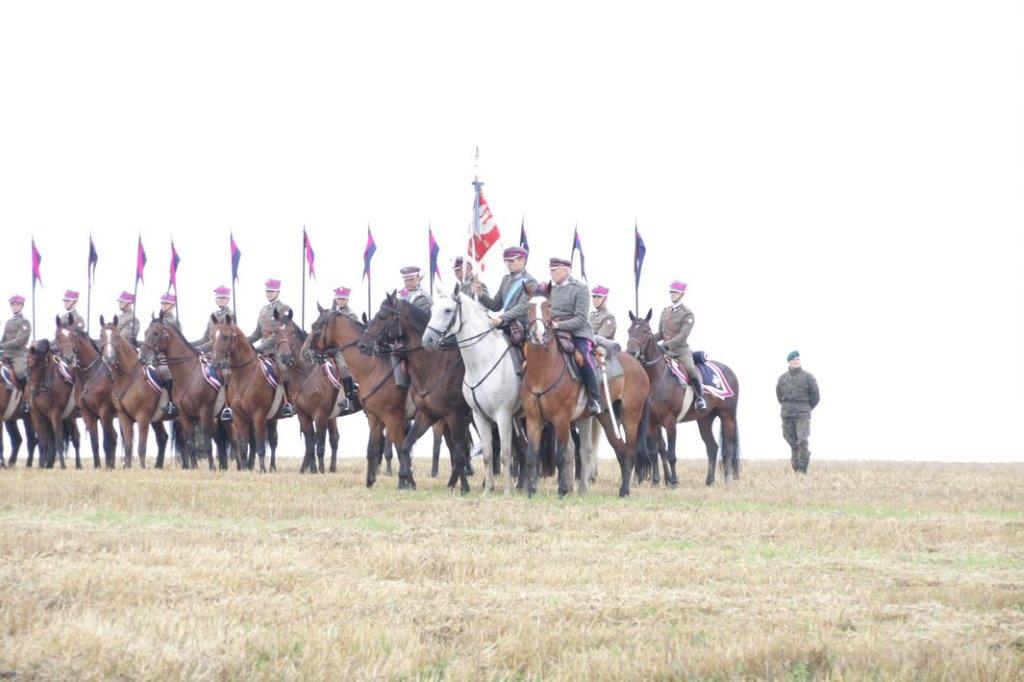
left=309, top=310, right=362, bottom=359
left=139, top=322, right=195, bottom=366
left=426, top=296, right=495, bottom=351
left=362, top=303, right=410, bottom=357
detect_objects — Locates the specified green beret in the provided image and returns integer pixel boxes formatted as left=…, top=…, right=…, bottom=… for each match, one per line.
left=787, top=351, right=800, bottom=362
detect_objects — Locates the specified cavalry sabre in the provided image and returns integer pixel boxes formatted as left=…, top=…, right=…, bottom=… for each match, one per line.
left=598, top=352, right=624, bottom=440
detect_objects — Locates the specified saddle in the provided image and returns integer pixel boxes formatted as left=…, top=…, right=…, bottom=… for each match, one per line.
left=0, top=361, right=15, bottom=391
left=666, top=352, right=735, bottom=400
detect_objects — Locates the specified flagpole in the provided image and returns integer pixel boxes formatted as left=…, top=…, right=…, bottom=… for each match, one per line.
left=133, top=234, right=140, bottom=318
left=86, top=234, right=92, bottom=335
left=366, top=223, right=372, bottom=317
left=428, top=223, right=433, bottom=298
left=301, top=227, right=307, bottom=329
left=31, top=237, right=36, bottom=342
left=634, top=219, right=640, bottom=316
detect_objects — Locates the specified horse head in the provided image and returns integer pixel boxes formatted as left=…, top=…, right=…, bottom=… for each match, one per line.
left=209, top=316, right=241, bottom=370
left=274, top=313, right=306, bottom=367
left=360, top=291, right=404, bottom=356
left=625, top=309, right=657, bottom=361
left=99, top=317, right=121, bottom=368
left=526, top=294, right=554, bottom=347
left=54, top=323, right=80, bottom=368
left=139, top=319, right=170, bottom=365
left=423, top=290, right=462, bottom=350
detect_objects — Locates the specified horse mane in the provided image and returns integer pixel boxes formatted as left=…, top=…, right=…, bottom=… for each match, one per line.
left=157, top=319, right=199, bottom=356
left=72, top=326, right=101, bottom=355
left=289, top=320, right=308, bottom=342
left=398, top=300, right=429, bottom=327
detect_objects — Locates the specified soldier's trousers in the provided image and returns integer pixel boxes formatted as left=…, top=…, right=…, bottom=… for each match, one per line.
left=668, top=349, right=702, bottom=389
left=332, top=352, right=353, bottom=380
left=782, top=417, right=811, bottom=471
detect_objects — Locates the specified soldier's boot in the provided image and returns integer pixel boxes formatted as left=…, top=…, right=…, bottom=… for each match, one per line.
left=220, top=406, right=233, bottom=422
left=391, top=357, right=410, bottom=389
left=511, top=344, right=525, bottom=378
left=161, top=379, right=180, bottom=418
left=338, top=377, right=359, bottom=413
left=280, top=381, right=295, bottom=418
left=689, top=370, right=708, bottom=411
left=16, top=376, right=28, bottom=415
left=579, top=361, right=603, bottom=416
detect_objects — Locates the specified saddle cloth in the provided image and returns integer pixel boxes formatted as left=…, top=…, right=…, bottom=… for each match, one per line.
left=0, top=362, right=15, bottom=391
left=667, top=355, right=735, bottom=400
left=258, top=356, right=279, bottom=390
left=56, top=358, right=75, bottom=386
left=144, top=365, right=165, bottom=394
left=201, top=360, right=223, bottom=391
left=323, top=361, right=342, bottom=390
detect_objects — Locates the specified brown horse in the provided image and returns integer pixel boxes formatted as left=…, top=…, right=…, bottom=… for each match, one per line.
left=55, top=320, right=116, bottom=468
left=209, top=314, right=283, bottom=473
left=139, top=314, right=224, bottom=469
left=309, top=304, right=409, bottom=488
left=359, top=293, right=473, bottom=493
left=25, top=339, right=80, bottom=469
left=0, top=365, right=37, bottom=468
left=626, top=310, right=741, bottom=486
left=522, top=296, right=650, bottom=497
left=98, top=317, right=174, bottom=468
left=272, top=308, right=346, bottom=474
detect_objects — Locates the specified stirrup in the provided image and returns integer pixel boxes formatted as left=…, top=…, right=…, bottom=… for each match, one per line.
left=162, top=403, right=180, bottom=418
left=19, top=402, right=28, bottom=416
left=695, top=395, right=708, bottom=411
left=280, top=403, right=295, bottom=418
left=588, top=399, right=603, bottom=415
left=220, top=407, right=233, bottom=422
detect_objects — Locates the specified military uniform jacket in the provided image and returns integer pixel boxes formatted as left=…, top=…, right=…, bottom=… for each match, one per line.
left=404, top=287, right=433, bottom=314
left=550, top=278, right=595, bottom=342
left=655, top=303, right=694, bottom=357
left=331, top=303, right=360, bottom=322
left=0, top=314, right=31, bottom=360
left=478, top=271, right=538, bottom=325
left=117, top=311, right=140, bottom=345
left=589, top=306, right=616, bottom=341
left=248, top=299, right=288, bottom=352
left=193, top=307, right=231, bottom=352
left=65, top=308, right=86, bottom=332
left=159, top=311, right=182, bottom=332
left=776, top=368, right=820, bottom=418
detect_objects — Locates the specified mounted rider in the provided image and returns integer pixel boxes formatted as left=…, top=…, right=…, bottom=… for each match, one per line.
left=589, top=284, right=617, bottom=346
left=62, top=290, right=86, bottom=332
left=116, top=291, right=140, bottom=346
left=192, top=285, right=232, bottom=353
left=1, top=295, right=31, bottom=388
left=453, top=257, right=488, bottom=298
left=246, top=278, right=295, bottom=418
left=329, top=286, right=359, bottom=413
left=472, top=246, right=536, bottom=376
left=655, top=280, right=707, bottom=412
left=399, top=266, right=432, bottom=314
left=547, top=257, right=603, bottom=415
left=154, top=292, right=181, bottom=417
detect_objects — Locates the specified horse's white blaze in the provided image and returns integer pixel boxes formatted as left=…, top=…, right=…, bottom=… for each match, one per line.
left=530, top=297, right=545, bottom=340
left=214, top=329, right=221, bottom=343
left=60, top=328, right=70, bottom=338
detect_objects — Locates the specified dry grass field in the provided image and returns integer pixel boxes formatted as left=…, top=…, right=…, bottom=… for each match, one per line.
left=1, top=458, right=1022, bottom=680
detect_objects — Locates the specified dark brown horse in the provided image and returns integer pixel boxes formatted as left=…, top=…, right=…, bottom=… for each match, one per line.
left=55, top=320, right=116, bottom=468
left=522, top=296, right=650, bottom=497
left=272, top=309, right=346, bottom=474
left=0, top=366, right=37, bottom=468
left=626, top=310, right=741, bottom=486
left=139, top=314, right=224, bottom=469
left=98, top=317, right=173, bottom=468
left=309, top=305, right=410, bottom=488
left=25, top=339, right=80, bottom=469
left=209, top=314, right=283, bottom=473
left=359, top=294, right=473, bottom=493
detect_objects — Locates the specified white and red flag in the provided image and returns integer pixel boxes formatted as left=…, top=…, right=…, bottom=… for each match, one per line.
left=469, top=181, right=501, bottom=263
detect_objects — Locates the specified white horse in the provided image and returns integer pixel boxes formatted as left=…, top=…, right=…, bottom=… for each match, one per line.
left=423, top=289, right=521, bottom=495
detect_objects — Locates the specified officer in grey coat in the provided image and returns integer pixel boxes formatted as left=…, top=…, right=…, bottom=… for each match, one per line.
left=400, top=266, right=432, bottom=315
left=0, top=295, right=31, bottom=383
left=453, top=257, right=488, bottom=298
left=777, top=351, right=820, bottom=473
left=588, top=284, right=616, bottom=341
left=472, top=246, right=537, bottom=375
left=192, top=285, right=232, bottom=353
left=115, top=291, right=140, bottom=346
left=330, top=286, right=359, bottom=413
left=547, top=257, right=603, bottom=415
left=61, top=290, right=86, bottom=332
left=247, top=278, right=294, bottom=418
left=654, top=280, right=707, bottom=412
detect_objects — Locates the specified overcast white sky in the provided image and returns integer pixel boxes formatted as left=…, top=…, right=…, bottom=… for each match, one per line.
left=1, top=1, right=1021, bottom=462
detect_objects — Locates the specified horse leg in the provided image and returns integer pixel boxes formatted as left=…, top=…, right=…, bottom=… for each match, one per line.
left=268, top=419, right=278, bottom=472
left=577, top=417, right=596, bottom=496
left=136, top=419, right=152, bottom=469
left=588, top=418, right=601, bottom=483
left=365, top=417, right=384, bottom=488
left=665, top=422, right=678, bottom=487
left=315, top=419, right=328, bottom=474
left=82, top=412, right=100, bottom=469
left=430, top=423, right=442, bottom=478
left=523, top=417, right=543, bottom=498
left=697, top=415, right=718, bottom=486
left=398, top=414, right=430, bottom=490
left=328, top=418, right=339, bottom=473
left=51, top=413, right=66, bottom=469
left=297, top=414, right=314, bottom=473
left=152, top=421, right=168, bottom=470
left=101, top=414, right=118, bottom=469
left=556, top=421, right=573, bottom=498
left=5, top=420, right=21, bottom=467
left=253, top=414, right=268, bottom=473
left=232, top=415, right=250, bottom=471
left=471, top=413, right=495, bottom=494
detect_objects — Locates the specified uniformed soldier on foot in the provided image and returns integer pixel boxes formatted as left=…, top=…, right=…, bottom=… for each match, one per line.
left=192, top=286, right=232, bottom=354
left=654, top=280, right=707, bottom=412
left=330, top=286, right=359, bottom=413
left=1, top=296, right=31, bottom=411
left=155, top=293, right=181, bottom=417
left=62, top=290, right=86, bottom=331
left=472, top=246, right=537, bottom=376
left=116, top=291, right=140, bottom=346
left=548, top=258, right=603, bottom=415
left=589, top=285, right=617, bottom=342
left=453, top=257, right=488, bottom=298
left=247, top=279, right=295, bottom=418
left=777, top=351, right=820, bottom=473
